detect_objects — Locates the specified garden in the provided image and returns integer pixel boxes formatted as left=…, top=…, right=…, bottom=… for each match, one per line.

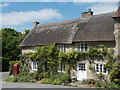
left=5, top=45, right=120, bottom=88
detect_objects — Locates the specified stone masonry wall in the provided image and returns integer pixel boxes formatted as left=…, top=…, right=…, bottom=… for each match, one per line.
left=114, top=19, right=120, bottom=56
left=22, top=41, right=114, bottom=79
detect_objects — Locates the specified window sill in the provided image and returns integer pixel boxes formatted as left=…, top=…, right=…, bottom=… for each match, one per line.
left=58, top=71, right=66, bottom=73
left=32, top=69, right=37, bottom=71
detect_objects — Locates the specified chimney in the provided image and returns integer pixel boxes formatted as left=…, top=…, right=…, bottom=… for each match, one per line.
left=112, top=3, right=120, bottom=56
left=81, top=9, right=93, bottom=19
left=33, top=21, right=39, bottom=28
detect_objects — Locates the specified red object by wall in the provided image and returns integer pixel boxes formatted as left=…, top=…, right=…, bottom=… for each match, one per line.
left=13, top=64, right=19, bottom=76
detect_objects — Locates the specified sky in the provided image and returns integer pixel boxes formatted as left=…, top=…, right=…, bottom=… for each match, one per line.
left=0, top=1, right=119, bottom=32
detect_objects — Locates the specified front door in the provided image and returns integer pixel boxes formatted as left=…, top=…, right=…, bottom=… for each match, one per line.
left=77, top=62, right=87, bottom=81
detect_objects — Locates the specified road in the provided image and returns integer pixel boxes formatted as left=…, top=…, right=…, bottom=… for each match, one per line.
left=2, top=82, right=76, bottom=88
left=1, top=72, right=77, bottom=88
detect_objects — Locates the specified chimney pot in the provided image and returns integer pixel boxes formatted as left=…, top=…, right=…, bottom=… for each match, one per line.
left=81, top=9, right=93, bottom=19
left=33, top=21, right=39, bottom=27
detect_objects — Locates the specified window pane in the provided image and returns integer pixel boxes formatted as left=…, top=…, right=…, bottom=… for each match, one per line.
left=79, top=64, right=86, bottom=71
left=62, top=64, right=65, bottom=71
left=81, top=44, right=84, bottom=51
left=81, top=44, right=83, bottom=47
left=96, top=64, right=99, bottom=72
left=96, top=64, right=107, bottom=73
left=85, top=44, right=88, bottom=51
left=103, top=66, right=106, bottom=73
left=59, top=44, right=66, bottom=52
left=100, top=64, right=102, bottom=72
left=60, top=64, right=65, bottom=71
left=33, top=62, right=37, bottom=70
left=85, top=44, right=87, bottom=47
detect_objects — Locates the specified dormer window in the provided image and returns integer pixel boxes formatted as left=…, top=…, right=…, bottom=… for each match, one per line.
left=59, top=44, right=66, bottom=52
left=75, top=43, right=88, bottom=51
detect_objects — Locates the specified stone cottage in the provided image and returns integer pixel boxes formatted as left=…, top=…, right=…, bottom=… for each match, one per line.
left=20, top=7, right=120, bottom=81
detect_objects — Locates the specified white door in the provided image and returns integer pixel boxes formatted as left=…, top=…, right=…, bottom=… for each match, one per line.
left=77, top=62, right=87, bottom=81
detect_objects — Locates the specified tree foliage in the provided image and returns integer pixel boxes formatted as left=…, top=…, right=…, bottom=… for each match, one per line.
left=22, top=30, right=30, bottom=40
left=1, top=28, right=21, bottom=71
left=1, top=28, right=31, bottom=71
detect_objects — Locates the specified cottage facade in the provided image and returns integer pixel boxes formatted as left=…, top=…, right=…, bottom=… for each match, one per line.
left=20, top=7, right=120, bottom=81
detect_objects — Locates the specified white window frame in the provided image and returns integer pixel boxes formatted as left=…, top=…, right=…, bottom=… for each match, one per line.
left=78, top=63, right=86, bottom=71
left=75, top=43, right=89, bottom=51
left=95, top=63, right=107, bottom=74
left=59, top=44, right=66, bottom=52
left=58, top=63, right=65, bottom=73
left=31, top=61, right=37, bottom=71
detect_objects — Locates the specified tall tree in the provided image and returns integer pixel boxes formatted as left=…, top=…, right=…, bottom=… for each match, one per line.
left=22, top=30, right=30, bottom=40
left=1, top=28, right=21, bottom=71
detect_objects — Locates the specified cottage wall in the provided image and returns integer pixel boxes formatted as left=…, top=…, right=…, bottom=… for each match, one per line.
left=86, top=60, right=108, bottom=80
left=22, top=47, right=34, bottom=54
left=22, top=41, right=115, bottom=54
left=21, top=41, right=114, bottom=80
left=114, top=18, right=120, bottom=55
left=66, top=44, right=73, bottom=52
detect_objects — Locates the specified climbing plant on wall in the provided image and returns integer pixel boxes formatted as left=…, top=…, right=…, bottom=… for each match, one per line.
left=20, top=44, right=119, bottom=85
left=29, top=45, right=60, bottom=75
left=20, top=53, right=32, bottom=73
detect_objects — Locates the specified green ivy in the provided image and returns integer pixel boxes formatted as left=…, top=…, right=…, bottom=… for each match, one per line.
left=110, top=63, right=120, bottom=85
left=20, top=53, right=32, bottom=73
left=29, top=45, right=59, bottom=75
left=20, top=44, right=119, bottom=86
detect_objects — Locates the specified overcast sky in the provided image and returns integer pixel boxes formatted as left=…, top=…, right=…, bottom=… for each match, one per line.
left=0, top=1, right=119, bottom=32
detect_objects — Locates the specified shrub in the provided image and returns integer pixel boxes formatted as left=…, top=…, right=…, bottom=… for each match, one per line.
left=16, top=72, right=36, bottom=82
left=30, top=79, right=36, bottom=83
left=38, top=73, right=44, bottom=80
left=95, top=80, right=102, bottom=87
left=5, top=77, right=17, bottom=82
left=50, top=75, right=60, bottom=81
left=61, top=73, right=71, bottom=83
left=42, top=72, right=49, bottom=78
left=23, top=77, right=31, bottom=82
left=102, top=82, right=120, bottom=88
left=89, top=79, right=96, bottom=84
left=52, top=79, right=62, bottom=85
left=33, top=72, right=39, bottom=80
left=110, top=63, right=120, bottom=85
left=18, top=72, right=28, bottom=76
left=28, top=73, right=34, bottom=77
left=40, top=78, right=53, bottom=84
left=57, top=72, right=63, bottom=76
left=81, top=79, right=89, bottom=84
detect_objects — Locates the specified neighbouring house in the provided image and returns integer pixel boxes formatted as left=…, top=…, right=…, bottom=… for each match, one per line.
left=20, top=7, right=120, bottom=81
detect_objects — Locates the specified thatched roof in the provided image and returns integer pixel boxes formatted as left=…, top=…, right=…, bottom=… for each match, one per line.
left=21, top=12, right=115, bottom=47
left=73, top=12, right=115, bottom=42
